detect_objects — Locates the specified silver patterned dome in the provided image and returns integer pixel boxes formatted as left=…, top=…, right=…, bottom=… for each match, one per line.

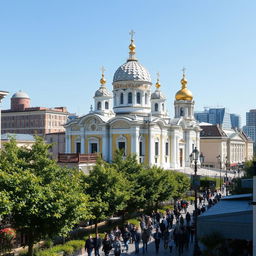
left=94, top=86, right=112, bottom=98
left=151, top=89, right=166, bottom=100
left=113, top=60, right=151, bottom=83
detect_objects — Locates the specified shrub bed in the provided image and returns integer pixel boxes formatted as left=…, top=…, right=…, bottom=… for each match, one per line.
left=35, top=240, right=85, bottom=256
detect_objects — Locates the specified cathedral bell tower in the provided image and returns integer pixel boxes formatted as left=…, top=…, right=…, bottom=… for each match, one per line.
left=174, top=69, right=195, bottom=120
left=93, top=67, right=113, bottom=116
left=151, top=73, right=167, bottom=117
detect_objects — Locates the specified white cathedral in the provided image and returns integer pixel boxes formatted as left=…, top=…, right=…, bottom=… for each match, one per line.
left=65, top=33, right=201, bottom=169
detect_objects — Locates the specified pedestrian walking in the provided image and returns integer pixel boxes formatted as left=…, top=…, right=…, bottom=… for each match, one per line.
left=114, top=226, right=121, bottom=239
left=122, top=227, right=131, bottom=252
left=112, top=237, right=122, bottom=256
left=180, top=216, right=184, bottom=226
left=85, top=235, right=94, bottom=256
left=168, top=237, right=175, bottom=255
left=155, top=210, right=161, bottom=225
left=93, top=233, right=102, bottom=256
left=134, top=227, right=141, bottom=254
left=141, top=229, right=150, bottom=254
left=167, top=212, right=174, bottom=229
left=102, top=234, right=112, bottom=256
left=153, top=228, right=162, bottom=254
left=185, top=212, right=191, bottom=226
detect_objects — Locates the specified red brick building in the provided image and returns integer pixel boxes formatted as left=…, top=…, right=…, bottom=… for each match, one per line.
left=2, top=91, right=70, bottom=136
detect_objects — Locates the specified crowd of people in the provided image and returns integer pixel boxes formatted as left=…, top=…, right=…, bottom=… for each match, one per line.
left=84, top=190, right=222, bottom=256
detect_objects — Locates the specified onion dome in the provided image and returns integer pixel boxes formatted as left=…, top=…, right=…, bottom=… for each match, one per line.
left=94, top=69, right=112, bottom=98
left=113, top=30, right=151, bottom=83
left=151, top=74, right=166, bottom=100
left=175, top=70, right=193, bottom=101
left=12, top=90, right=30, bottom=99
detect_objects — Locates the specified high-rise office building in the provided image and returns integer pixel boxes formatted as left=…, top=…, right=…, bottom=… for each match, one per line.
left=243, top=109, right=256, bottom=143
left=194, top=108, right=240, bottom=129
left=230, top=114, right=241, bottom=129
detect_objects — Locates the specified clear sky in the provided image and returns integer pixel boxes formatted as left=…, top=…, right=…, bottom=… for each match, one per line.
left=0, top=0, right=255, bottom=125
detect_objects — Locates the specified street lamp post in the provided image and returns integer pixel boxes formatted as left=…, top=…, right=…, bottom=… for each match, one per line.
left=190, top=147, right=204, bottom=256
left=225, top=157, right=230, bottom=196
left=217, top=155, right=222, bottom=192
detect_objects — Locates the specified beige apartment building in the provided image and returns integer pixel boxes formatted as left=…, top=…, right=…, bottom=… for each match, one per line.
left=200, top=124, right=253, bottom=169
left=2, top=91, right=69, bottom=136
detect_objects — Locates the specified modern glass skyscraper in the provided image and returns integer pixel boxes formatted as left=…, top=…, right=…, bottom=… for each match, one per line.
left=243, top=109, right=256, bottom=143
left=194, top=108, right=240, bottom=129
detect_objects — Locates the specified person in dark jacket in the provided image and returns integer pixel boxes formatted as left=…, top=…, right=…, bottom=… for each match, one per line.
left=153, top=228, right=162, bottom=254
left=102, top=234, right=112, bottom=256
left=112, top=236, right=122, bottom=256
left=134, top=227, right=141, bottom=254
left=122, top=227, right=131, bottom=252
left=141, top=229, right=150, bottom=254
left=85, top=235, right=94, bottom=256
left=185, top=212, right=191, bottom=226
left=93, top=233, right=102, bottom=256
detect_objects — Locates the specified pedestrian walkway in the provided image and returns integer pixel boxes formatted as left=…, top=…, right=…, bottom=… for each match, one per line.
left=83, top=192, right=223, bottom=256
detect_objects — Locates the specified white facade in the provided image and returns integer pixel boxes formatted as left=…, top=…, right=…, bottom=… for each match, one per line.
left=65, top=36, right=201, bottom=169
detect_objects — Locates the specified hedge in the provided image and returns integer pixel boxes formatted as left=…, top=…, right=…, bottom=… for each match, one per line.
left=35, top=240, right=85, bottom=256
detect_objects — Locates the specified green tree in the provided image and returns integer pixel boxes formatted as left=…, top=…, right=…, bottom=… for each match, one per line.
left=84, top=160, right=130, bottom=233
left=112, top=151, right=178, bottom=212
left=112, top=150, right=143, bottom=175
left=0, top=137, right=90, bottom=256
left=171, top=171, right=190, bottom=201
left=134, top=166, right=176, bottom=211
left=243, top=157, right=256, bottom=178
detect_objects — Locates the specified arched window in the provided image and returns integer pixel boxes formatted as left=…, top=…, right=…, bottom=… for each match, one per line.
left=120, top=93, right=124, bottom=104
left=180, top=107, right=184, bottom=116
left=145, top=93, right=148, bottom=105
left=162, top=103, right=164, bottom=111
left=154, top=103, right=158, bottom=112
left=136, top=92, right=141, bottom=104
left=105, top=101, right=109, bottom=109
left=97, top=102, right=102, bottom=110
left=128, top=92, right=133, bottom=104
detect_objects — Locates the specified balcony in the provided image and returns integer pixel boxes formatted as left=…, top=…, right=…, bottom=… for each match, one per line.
left=58, top=153, right=98, bottom=163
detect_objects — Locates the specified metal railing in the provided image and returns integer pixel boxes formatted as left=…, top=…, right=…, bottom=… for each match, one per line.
left=58, top=153, right=98, bottom=163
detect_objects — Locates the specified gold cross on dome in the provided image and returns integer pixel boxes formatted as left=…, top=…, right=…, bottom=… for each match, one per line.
left=182, top=67, right=186, bottom=76
left=129, top=30, right=135, bottom=41
left=156, top=72, right=160, bottom=81
left=101, top=66, right=106, bottom=75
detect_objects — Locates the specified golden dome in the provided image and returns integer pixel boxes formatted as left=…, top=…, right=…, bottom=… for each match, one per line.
left=129, top=39, right=136, bottom=52
left=100, top=74, right=106, bottom=85
left=175, top=73, right=193, bottom=101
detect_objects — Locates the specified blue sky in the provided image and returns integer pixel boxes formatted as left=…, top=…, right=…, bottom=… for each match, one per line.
left=0, top=0, right=255, bottom=125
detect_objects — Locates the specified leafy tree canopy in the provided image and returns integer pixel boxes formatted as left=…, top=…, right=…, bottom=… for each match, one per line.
left=170, top=171, right=190, bottom=201
left=0, top=137, right=90, bottom=256
left=83, top=160, right=131, bottom=232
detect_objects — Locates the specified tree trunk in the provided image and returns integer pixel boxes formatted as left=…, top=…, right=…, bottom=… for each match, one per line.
left=95, top=220, right=98, bottom=234
left=27, top=234, right=34, bottom=256
left=122, top=212, right=125, bottom=224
